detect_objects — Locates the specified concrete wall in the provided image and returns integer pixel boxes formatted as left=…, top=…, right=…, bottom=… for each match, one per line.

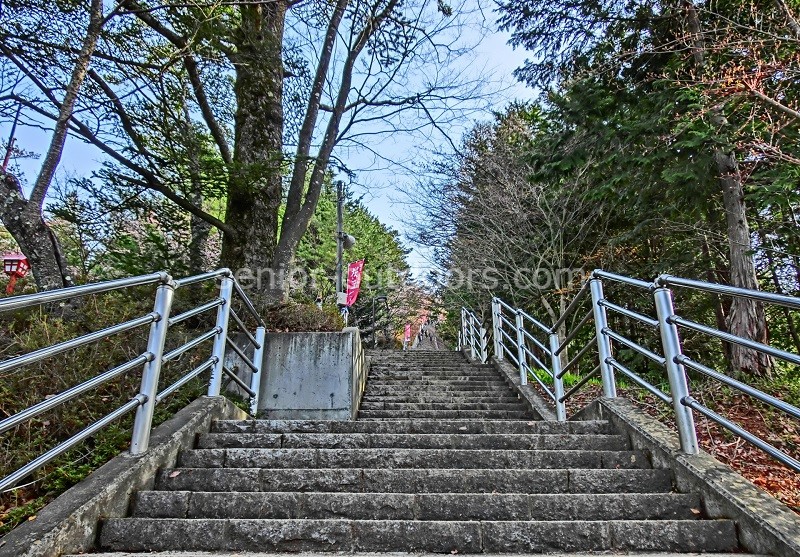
left=258, top=329, right=361, bottom=420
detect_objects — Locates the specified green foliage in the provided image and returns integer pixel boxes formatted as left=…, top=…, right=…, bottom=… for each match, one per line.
left=529, top=367, right=601, bottom=388
left=294, top=183, right=410, bottom=302
left=0, top=288, right=213, bottom=534
left=261, top=302, right=344, bottom=332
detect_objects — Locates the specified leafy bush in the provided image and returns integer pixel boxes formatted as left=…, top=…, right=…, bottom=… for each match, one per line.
left=260, top=302, right=344, bottom=332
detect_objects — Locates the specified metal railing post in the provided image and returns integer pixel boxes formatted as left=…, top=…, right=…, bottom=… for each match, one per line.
left=549, top=332, right=567, bottom=421
left=460, top=308, right=467, bottom=353
left=249, top=325, right=266, bottom=416
left=589, top=278, right=617, bottom=398
left=479, top=324, right=489, bottom=363
left=468, top=315, right=477, bottom=361
left=208, top=275, right=234, bottom=397
left=492, top=299, right=503, bottom=360
left=654, top=286, right=699, bottom=454
left=130, top=278, right=175, bottom=455
left=515, top=310, right=527, bottom=385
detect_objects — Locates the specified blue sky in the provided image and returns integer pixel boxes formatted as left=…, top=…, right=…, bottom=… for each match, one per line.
left=3, top=10, right=534, bottom=280
left=343, top=26, right=533, bottom=280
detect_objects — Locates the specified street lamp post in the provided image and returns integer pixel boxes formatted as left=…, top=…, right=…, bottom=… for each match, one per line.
left=335, top=181, right=356, bottom=308
left=336, top=181, right=344, bottom=297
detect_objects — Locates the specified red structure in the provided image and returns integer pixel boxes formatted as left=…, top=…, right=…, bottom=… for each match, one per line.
left=3, top=252, right=30, bottom=294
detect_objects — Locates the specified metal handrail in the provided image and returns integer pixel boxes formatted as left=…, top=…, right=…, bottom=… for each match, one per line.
left=551, top=280, right=591, bottom=332
left=683, top=396, right=800, bottom=472
left=156, top=358, right=216, bottom=403
left=558, top=338, right=596, bottom=378
left=168, top=298, right=224, bottom=326
left=606, top=357, right=672, bottom=404
left=0, top=313, right=158, bottom=375
left=480, top=267, right=800, bottom=472
left=173, top=269, right=229, bottom=288
left=519, top=309, right=549, bottom=334
left=555, top=309, right=593, bottom=356
left=592, top=269, right=652, bottom=289
left=677, top=355, right=800, bottom=419
left=0, top=354, right=150, bottom=435
left=0, top=395, right=146, bottom=492
left=162, top=328, right=220, bottom=362
left=0, top=272, right=169, bottom=313
left=0, top=268, right=267, bottom=492
left=523, top=344, right=551, bottom=375
left=501, top=343, right=519, bottom=365
left=659, top=274, right=800, bottom=310
left=230, top=308, right=261, bottom=349
left=671, top=315, right=800, bottom=366
left=521, top=327, right=549, bottom=354
left=460, top=307, right=489, bottom=363
left=223, top=365, right=257, bottom=397
left=560, top=365, right=600, bottom=403
left=602, top=328, right=666, bottom=367
left=226, top=335, right=259, bottom=372
left=598, top=299, right=659, bottom=328
left=233, top=280, right=266, bottom=326
left=526, top=362, right=556, bottom=400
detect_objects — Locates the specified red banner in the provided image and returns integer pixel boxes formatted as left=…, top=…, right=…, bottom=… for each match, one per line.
left=345, top=259, right=365, bottom=306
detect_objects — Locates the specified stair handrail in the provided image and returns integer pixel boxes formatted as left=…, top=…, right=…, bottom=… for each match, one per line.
left=459, top=307, right=488, bottom=363
left=0, top=268, right=266, bottom=492
left=470, top=268, right=800, bottom=472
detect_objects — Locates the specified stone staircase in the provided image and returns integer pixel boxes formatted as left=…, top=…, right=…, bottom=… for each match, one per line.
left=91, top=349, right=740, bottom=554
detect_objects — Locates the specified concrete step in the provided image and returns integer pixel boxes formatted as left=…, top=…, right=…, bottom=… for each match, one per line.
left=358, top=409, right=532, bottom=419
left=358, top=402, right=529, bottom=411
left=361, top=393, right=519, bottom=401
left=369, top=360, right=480, bottom=364
left=155, top=467, right=674, bottom=493
left=211, top=419, right=613, bottom=435
left=195, top=432, right=631, bottom=451
left=72, top=553, right=763, bottom=557
left=367, top=374, right=505, bottom=381
left=132, top=492, right=702, bottom=521
left=366, top=377, right=507, bottom=383
left=360, top=399, right=521, bottom=406
left=178, top=448, right=646, bottom=469
left=99, top=518, right=738, bottom=553
left=369, top=367, right=498, bottom=373
left=365, top=384, right=513, bottom=393
left=364, top=383, right=510, bottom=391
left=361, top=397, right=520, bottom=405
left=370, top=366, right=499, bottom=377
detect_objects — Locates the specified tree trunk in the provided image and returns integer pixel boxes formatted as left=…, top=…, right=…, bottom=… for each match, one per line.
left=221, top=2, right=287, bottom=297
left=701, top=235, right=730, bottom=359
left=188, top=189, right=211, bottom=276
left=0, top=171, right=72, bottom=290
left=681, top=1, right=771, bottom=377
left=714, top=148, right=771, bottom=377
left=183, top=101, right=212, bottom=276
left=0, top=0, right=103, bottom=291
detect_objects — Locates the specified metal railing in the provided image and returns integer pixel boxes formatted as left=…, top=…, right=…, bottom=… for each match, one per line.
left=463, top=268, right=800, bottom=472
left=351, top=327, right=369, bottom=417
left=0, top=268, right=266, bottom=492
left=459, top=307, right=488, bottom=363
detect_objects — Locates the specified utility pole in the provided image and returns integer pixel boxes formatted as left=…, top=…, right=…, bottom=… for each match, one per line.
left=335, top=181, right=344, bottom=297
